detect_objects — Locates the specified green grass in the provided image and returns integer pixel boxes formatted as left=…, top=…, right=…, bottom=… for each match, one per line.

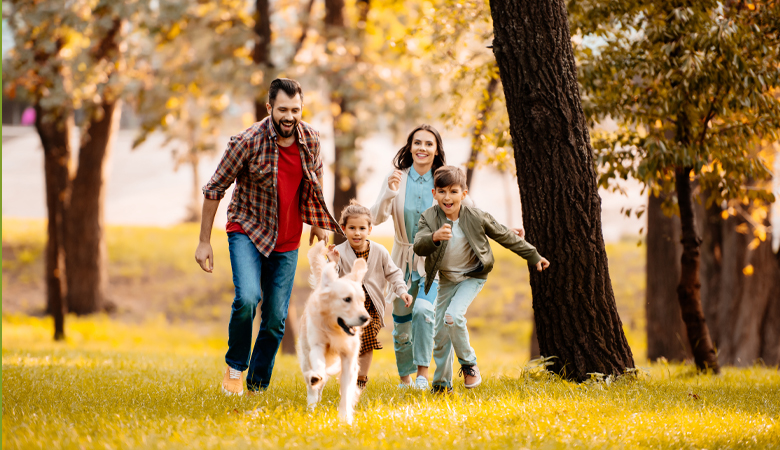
left=3, top=316, right=779, bottom=449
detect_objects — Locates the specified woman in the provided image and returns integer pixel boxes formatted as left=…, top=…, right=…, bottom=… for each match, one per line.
left=371, top=124, right=466, bottom=390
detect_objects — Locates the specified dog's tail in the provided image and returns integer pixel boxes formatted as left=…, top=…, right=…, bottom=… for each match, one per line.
left=307, top=240, right=328, bottom=289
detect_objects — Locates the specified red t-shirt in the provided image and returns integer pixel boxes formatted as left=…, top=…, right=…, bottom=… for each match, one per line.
left=226, top=141, right=303, bottom=252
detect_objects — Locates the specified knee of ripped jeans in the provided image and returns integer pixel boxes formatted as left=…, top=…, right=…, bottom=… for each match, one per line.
left=394, top=332, right=411, bottom=345
left=444, top=313, right=464, bottom=327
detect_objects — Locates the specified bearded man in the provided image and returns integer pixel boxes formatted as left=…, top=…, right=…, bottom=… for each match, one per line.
left=195, top=78, right=342, bottom=395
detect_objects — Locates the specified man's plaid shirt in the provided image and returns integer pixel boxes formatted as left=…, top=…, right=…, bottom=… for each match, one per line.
left=203, top=117, right=342, bottom=256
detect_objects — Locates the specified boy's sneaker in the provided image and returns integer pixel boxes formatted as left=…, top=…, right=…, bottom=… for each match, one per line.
left=221, top=365, right=244, bottom=396
left=430, top=385, right=454, bottom=395
left=415, top=376, right=430, bottom=390
left=459, top=364, right=482, bottom=389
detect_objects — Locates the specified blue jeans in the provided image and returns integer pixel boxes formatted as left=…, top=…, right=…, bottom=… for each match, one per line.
left=225, top=232, right=298, bottom=391
left=432, top=277, right=486, bottom=388
left=392, top=277, right=438, bottom=377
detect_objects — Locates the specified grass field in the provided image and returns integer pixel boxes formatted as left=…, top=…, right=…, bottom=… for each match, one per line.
left=4, top=219, right=777, bottom=448
left=3, top=315, right=779, bottom=449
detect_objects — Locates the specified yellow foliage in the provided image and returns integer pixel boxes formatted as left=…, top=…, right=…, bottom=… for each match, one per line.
left=743, top=264, right=754, bottom=276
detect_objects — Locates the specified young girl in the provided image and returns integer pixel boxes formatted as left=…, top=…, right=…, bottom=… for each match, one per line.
left=327, top=201, right=413, bottom=390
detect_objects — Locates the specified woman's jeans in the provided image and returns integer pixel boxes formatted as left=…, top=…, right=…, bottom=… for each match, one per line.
left=392, top=277, right=438, bottom=377
left=432, top=277, right=486, bottom=388
left=224, top=232, right=298, bottom=391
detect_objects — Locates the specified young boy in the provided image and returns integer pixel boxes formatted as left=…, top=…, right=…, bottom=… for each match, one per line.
left=326, top=201, right=414, bottom=391
left=413, top=166, right=550, bottom=393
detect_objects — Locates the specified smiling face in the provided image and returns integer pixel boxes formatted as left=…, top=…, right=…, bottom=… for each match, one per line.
left=410, top=130, right=438, bottom=174
left=433, top=183, right=468, bottom=220
left=266, top=91, right=303, bottom=139
left=342, top=215, right=372, bottom=252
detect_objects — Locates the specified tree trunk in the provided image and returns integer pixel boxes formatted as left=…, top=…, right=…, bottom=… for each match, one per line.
left=35, top=104, right=71, bottom=340
left=183, top=152, right=202, bottom=223
left=325, top=0, right=364, bottom=246
left=646, top=192, right=690, bottom=361
left=253, top=0, right=272, bottom=122
left=465, top=76, right=499, bottom=190
left=529, top=319, right=540, bottom=359
left=674, top=166, right=719, bottom=372
left=490, top=0, right=634, bottom=380
left=65, top=100, right=121, bottom=315
left=702, top=204, right=780, bottom=367
left=697, top=191, right=723, bottom=349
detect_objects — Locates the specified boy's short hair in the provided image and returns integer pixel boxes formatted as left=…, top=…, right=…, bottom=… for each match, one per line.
left=339, top=199, right=373, bottom=227
left=433, top=165, right=467, bottom=190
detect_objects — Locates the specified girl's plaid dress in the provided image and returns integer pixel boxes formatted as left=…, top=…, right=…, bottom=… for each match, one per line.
left=354, top=243, right=383, bottom=355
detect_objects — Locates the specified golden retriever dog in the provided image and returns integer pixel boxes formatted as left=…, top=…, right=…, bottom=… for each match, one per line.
left=298, top=241, right=370, bottom=424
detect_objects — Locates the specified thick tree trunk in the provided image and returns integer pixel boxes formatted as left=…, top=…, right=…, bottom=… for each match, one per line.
left=529, top=319, right=540, bottom=359
left=65, top=100, right=121, bottom=315
left=490, top=0, right=634, bottom=380
left=646, top=192, right=690, bottom=361
left=466, top=76, right=499, bottom=190
left=35, top=104, right=71, bottom=340
left=674, top=166, right=719, bottom=372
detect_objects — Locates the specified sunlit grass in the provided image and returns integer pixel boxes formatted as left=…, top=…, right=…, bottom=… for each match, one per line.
left=3, top=316, right=779, bottom=449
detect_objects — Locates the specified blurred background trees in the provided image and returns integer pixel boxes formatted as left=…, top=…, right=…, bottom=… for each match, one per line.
left=3, top=0, right=779, bottom=369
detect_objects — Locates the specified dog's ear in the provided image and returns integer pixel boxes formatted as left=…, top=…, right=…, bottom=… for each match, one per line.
left=321, top=262, right=339, bottom=292
left=349, top=258, right=368, bottom=283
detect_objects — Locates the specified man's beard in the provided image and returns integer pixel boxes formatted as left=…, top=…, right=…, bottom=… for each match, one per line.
left=272, top=116, right=297, bottom=138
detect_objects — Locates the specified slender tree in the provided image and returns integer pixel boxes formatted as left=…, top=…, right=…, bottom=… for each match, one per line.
left=489, top=0, right=635, bottom=380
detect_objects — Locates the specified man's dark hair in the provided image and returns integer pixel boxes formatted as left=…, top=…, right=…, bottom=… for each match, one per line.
left=268, top=78, right=303, bottom=106
left=433, top=165, right=467, bottom=190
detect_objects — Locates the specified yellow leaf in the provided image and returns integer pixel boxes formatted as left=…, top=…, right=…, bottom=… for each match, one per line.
left=166, top=98, right=180, bottom=109
left=748, top=238, right=761, bottom=250
left=721, top=210, right=729, bottom=220
left=742, top=264, right=754, bottom=276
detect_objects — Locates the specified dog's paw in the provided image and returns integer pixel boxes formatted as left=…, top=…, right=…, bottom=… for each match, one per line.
left=337, top=410, right=354, bottom=425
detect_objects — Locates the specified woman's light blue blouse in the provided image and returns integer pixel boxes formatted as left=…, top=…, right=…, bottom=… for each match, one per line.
left=404, top=168, right=434, bottom=281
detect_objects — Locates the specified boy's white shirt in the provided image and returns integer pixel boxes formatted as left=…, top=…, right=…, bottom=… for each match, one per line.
left=332, top=239, right=407, bottom=328
left=438, top=218, right=480, bottom=283
left=370, top=167, right=476, bottom=306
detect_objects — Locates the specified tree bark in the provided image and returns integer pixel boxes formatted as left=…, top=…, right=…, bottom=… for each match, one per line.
left=646, top=192, right=690, bottom=361
left=490, top=0, right=634, bottom=380
left=466, top=76, right=499, bottom=190
left=529, top=319, right=540, bottom=359
left=674, top=166, right=720, bottom=372
left=35, top=104, right=71, bottom=340
left=65, top=100, right=121, bottom=315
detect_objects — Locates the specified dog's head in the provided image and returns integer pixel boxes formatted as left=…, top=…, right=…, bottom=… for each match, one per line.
left=319, top=258, right=370, bottom=336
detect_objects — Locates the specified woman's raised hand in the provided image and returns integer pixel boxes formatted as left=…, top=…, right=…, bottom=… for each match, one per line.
left=388, top=170, right=403, bottom=191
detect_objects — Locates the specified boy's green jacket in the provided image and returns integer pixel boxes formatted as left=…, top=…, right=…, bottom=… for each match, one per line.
left=413, top=204, right=543, bottom=294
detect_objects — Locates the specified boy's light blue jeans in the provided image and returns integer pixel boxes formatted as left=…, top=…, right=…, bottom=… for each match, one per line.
left=224, top=232, right=298, bottom=391
left=432, top=276, right=486, bottom=389
left=392, top=277, right=438, bottom=377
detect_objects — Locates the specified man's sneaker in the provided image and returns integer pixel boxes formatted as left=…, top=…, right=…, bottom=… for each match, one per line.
left=221, top=366, right=244, bottom=396
left=415, top=376, right=430, bottom=390
left=459, top=364, right=482, bottom=389
left=430, top=385, right=453, bottom=395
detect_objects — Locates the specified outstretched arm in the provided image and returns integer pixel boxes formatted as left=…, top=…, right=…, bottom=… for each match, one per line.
left=483, top=212, right=543, bottom=266
left=195, top=198, right=221, bottom=273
